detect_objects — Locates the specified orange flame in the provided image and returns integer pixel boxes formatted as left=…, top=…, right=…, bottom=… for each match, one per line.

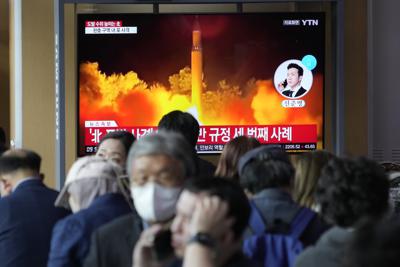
left=80, top=62, right=323, bottom=147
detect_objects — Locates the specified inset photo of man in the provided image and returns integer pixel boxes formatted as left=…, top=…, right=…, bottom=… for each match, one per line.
left=274, top=60, right=314, bottom=99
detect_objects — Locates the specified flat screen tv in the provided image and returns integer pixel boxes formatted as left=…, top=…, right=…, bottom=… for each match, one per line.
left=77, top=12, right=325, bottom=155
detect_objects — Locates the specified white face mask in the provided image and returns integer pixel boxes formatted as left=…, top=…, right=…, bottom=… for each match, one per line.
left=131, top=182, right=181, bottom=223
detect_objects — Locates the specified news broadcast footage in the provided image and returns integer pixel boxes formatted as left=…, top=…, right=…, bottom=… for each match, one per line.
left=78, top=13, right=325, bottom=155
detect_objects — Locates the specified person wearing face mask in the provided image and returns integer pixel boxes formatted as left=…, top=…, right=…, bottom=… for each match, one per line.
left=48, top=156, right=132, bottom=267
left=84, top=131, right=197, bottom=267
left=133, top=177, right=261, bottom=267
left=0, top=149, right=70, bottom=267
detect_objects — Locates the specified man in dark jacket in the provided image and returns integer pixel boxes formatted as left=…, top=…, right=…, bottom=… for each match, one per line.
left=0, top=149, right=70, bottom=267
left=280, top=63, right=308, bottom=98
left=158, top=110, right=216, bottom=176
left=84, top=132, right=198, bottom=267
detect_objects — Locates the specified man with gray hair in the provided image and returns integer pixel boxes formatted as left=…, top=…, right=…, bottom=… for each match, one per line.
left=84, top=131, right=197, bottom=267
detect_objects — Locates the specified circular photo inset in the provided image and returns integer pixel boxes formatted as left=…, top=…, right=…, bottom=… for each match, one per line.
left=274, top=59, right=313, bottom=99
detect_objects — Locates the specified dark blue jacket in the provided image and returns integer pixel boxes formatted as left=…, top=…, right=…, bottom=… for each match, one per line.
left=0, top=179, right=70, bottom=267
left=83, top=213, right=143, bottom=267
left=48, top=193, right=131, bottom=267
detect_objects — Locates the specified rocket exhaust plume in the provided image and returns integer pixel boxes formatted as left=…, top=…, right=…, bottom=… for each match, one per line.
left=80, top=62, right=324, bottom=149
left=191, top=16, right=203, bottom=119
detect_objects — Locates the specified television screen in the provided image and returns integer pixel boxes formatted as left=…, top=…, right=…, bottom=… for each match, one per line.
left=78, top=13, right=325, bottom=155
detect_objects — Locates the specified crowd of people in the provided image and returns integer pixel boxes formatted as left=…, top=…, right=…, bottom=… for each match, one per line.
left=0, top=111, right=399, bottom=267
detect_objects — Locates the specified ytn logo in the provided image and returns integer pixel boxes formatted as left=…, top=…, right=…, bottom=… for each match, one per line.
left=302, top=19, right=319, bottom=26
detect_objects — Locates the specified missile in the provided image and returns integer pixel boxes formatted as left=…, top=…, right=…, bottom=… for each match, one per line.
left=191, top=16, right=203, bottom=118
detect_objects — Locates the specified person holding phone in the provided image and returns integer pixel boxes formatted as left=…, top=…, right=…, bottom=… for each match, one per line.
left=280, top=63, right=307, bottom=98
left=133, top=177, right=260, bottom=267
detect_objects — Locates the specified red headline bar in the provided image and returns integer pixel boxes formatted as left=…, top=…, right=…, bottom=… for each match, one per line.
left=84, top=124, right=317, bottom=146
left=85, top=21, right=123, bottom=27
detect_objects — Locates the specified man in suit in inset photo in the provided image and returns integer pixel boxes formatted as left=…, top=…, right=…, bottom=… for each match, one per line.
left=280, top=63, right=307, bottom=98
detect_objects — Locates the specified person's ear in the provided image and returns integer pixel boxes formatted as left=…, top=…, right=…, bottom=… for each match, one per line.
left=2, top=179, right=13, bottom=195
left=299, top=76, right=303, bottom=82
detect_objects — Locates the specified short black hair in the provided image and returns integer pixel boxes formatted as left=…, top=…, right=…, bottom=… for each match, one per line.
left=287, top=63, right=304, bottom=76
left=158, top=110, right=199, bottom=148
left=239, top=146, right=294, bottom=194
left=0, top=127, right=5, bottom=145
left=98, top=131, right=136, bottom=155
left=184, top=177, right=250, bottom=240
left=316, top=157, right=389, bottom=227
left=0, top=149, right=42, bottom=175
left=345, top=218, right=400, bottom=267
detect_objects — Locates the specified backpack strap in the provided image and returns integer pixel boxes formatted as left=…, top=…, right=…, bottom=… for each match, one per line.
left=248, top=200, right=266, bottom=235
left=289, top=207, right=316, bottom=240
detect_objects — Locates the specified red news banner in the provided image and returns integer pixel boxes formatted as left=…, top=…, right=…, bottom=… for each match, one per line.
left=84, top=123, right=317, bottom=152
left=85, top=21, right=123, bottom=27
